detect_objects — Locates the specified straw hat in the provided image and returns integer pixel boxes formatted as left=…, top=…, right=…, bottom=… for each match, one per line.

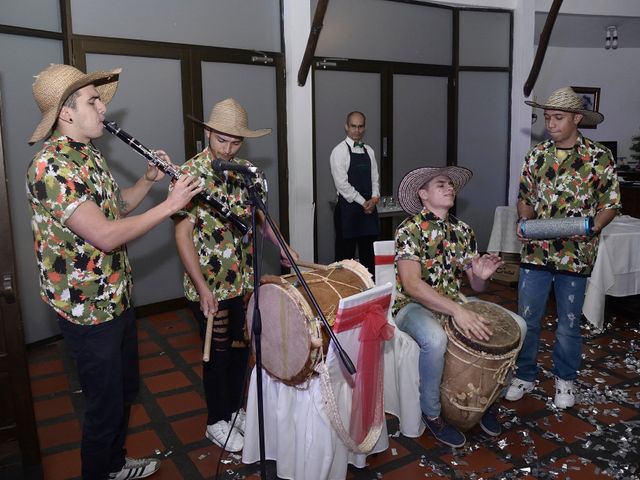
left=187, top=98, right=271, bottom=138
left=29, top=64, right=121, bottom=144
left=397, top=166, right=473, bottom=215
left=525, top=86, right=604, bottom=127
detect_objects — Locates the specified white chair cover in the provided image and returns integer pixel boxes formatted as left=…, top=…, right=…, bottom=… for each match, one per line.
left=242, top=287, right=391, bottom=480
left=375, top=240, right=425, bottom=438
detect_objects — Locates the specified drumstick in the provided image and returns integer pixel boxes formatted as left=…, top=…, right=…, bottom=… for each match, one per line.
left=203, top=311, right=214, bottom=362
left=296, top=260, right=329, bottom=271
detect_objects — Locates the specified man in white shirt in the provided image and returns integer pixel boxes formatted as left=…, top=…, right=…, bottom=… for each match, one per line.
left=330, top=111, right=380, bottom=277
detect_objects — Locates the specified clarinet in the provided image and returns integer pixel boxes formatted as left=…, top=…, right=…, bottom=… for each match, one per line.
left=103, top=120, right=250, bottom=235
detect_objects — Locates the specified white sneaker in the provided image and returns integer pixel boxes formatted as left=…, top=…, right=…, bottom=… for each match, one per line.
left=108, top=457, right=160, bottom=479
left=554, top=378, right=576, bottom=409
left=505, top=377, right=534, bottom=401
left=205, top=420, right=244, bottom=452
left=231, top=408, right=246, bottom=434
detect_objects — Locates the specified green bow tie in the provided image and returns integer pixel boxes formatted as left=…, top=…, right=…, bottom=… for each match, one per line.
left=353, top=141, right=365, bottom=148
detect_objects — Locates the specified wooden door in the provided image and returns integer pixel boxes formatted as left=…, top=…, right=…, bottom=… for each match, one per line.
left=0, top=93, right=41, bottom=477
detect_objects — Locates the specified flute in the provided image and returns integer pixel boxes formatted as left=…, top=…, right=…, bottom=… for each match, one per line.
left=103, top=120, right=250, bottom=235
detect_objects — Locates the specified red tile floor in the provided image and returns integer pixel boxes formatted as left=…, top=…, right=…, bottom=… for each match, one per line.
left=26, top=281, right=640, bottom=479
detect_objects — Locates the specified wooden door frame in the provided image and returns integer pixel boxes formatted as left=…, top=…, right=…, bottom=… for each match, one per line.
left=0, top=93, right=41, bottom=475
left=310, top=61, right=454, bottom=253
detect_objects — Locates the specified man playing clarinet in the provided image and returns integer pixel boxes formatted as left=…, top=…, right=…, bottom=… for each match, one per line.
left=173, top=98, right=298, bottom=452
left=26, top=64, right=203, bottom=480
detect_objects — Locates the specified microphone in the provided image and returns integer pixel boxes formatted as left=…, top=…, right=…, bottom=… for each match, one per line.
left=212, top=159, right=259, bottom=176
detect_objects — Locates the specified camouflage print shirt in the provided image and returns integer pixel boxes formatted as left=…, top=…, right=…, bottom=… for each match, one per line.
left=25, top=133, right=132, bottom=325
left=175, top=149, right=266, bottom=302
left=392, top=209, right=477, bottom=316
left=518, top=134, right=621, bottom=275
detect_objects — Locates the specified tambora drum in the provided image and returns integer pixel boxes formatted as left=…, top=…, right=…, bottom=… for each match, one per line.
left=440, top=301, right=521, bottom=431
left=246, top=260, right=373, bottom=386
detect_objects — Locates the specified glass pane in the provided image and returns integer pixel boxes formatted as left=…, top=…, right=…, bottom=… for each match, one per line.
left=393, top=75, right=448, bottom=196
left=0, top=0, right=61, bottom=31
left=87, top=53, right=186, bottom=307
left=201, top=61, right=281, bottom=275
left=313, top=70, right=380, bottom=265
left=456, top=71, right=510, bottom=251
left=0, top=34, right=64, bottom=342
left=71, top=0, right=281, bottom=52
left=315, top=0, right=452, bottom=65
left=459, top=10, right=511, bottom=68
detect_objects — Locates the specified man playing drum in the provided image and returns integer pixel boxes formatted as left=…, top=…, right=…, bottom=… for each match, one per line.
left=392, top=166, right=526, bottom=447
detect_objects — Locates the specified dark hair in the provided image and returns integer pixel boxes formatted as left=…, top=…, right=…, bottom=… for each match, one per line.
left=62, top=90, right=81, bottom=109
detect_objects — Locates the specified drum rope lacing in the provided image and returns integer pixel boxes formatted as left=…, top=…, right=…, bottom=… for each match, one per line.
left=318, top=362, right=384, bottom=453
left=292, top=267, right=366, bottom=325
left=443, top=332, right=519, bottom=413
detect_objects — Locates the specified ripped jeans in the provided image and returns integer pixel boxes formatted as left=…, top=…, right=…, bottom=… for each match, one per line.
left=516, top=267, right=587, bottom=382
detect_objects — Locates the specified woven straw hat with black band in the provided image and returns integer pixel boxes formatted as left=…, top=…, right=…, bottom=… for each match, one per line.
left=29, top=64, right=121, bottom=144
left=397, top=166, right=473, bottom=215
left=187, top=98, right=271, bottom=138
left=525, top=86, right=604, bottom=128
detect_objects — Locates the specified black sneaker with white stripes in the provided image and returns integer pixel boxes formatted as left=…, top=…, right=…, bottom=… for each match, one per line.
left=108, top=457, right=160, bottom=479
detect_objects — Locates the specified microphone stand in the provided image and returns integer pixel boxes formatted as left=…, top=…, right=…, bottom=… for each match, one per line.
left=243, top=172, right=356, bottom=480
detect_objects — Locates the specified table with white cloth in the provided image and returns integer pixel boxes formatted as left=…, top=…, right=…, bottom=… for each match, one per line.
left=486, top=205, right=520, bottom=254
left=582, top=215, right=640, bottom=330
left=242, top=288, right=392, bottom=480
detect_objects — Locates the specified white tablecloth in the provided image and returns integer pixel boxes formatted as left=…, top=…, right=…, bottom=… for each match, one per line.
left=487, top=206, right=520, bottom=254
left=583, top=215, right=640, bottom=329
left=242, top=326, right=389, bottom=480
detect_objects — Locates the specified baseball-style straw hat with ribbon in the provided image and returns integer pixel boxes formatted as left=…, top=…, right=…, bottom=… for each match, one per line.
left=525, top=86, right=604, bottom=128
left=397, top=166, right=473, bottom=215
left=29, top=64, right=121, bottom=144
left=187, top=98, right=271, bottom=138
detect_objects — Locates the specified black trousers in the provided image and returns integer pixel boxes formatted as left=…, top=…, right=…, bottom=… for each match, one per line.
left=57, top=308, right=138, bottom=480
left=334, top=206, right=377, bottom=279
left=188, top=296, right=249, bottom=425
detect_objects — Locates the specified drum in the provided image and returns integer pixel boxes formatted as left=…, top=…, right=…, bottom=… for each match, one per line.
left=440, top=301, right=521, bottom=431
left=246, top=260, right=373, bottom=386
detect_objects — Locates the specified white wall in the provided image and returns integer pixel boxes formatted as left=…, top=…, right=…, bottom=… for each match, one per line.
left=529, top=46, right=640, bottom=163
left=535, top=0, right=640, bottom=17
left=283, top=0, right=315, bottom=262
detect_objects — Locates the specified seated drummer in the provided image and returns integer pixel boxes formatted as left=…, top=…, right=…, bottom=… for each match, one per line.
left=392, top=166, right=526, bottom=447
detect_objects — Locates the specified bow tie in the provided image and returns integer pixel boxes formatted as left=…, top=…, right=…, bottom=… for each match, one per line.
left=353, top=141, right=365, bottom=148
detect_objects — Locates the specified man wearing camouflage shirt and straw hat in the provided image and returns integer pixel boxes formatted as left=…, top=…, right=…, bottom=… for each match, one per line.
left=174, top=98, right=298, bottom=452
left=393, top=166, right=527, bottom=447
left=506, top=87, right=621, bottom=409
left=26, top=64, right=202, bottom=480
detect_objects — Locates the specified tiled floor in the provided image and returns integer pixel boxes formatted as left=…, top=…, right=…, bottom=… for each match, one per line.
left=25, top=281, right=640, bottom=479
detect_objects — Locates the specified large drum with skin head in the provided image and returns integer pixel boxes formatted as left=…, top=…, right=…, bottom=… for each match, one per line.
left=246, top=260, right=373, bottom=386
left=440, top=301, right=521, bottom=431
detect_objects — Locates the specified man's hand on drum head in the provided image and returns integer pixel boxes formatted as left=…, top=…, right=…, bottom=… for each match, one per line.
left=197, top=287, right=219, bottom=317
left=453, top=305, right=493, bottom=341
left=471, top=253, right=503, bottom=280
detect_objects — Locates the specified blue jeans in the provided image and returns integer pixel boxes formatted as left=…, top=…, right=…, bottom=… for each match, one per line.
left=395, top=300, right=526, bottom=418
left=516, top=268, right=587, bottom=382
